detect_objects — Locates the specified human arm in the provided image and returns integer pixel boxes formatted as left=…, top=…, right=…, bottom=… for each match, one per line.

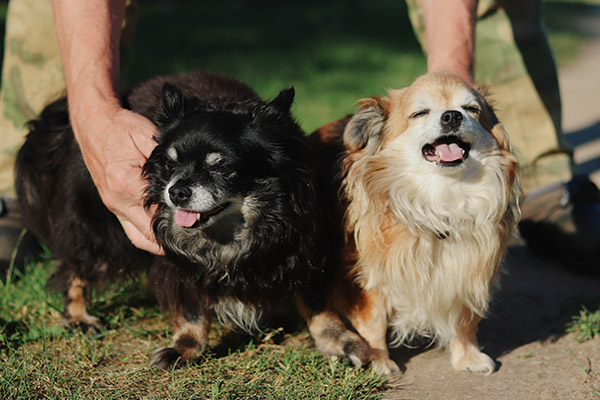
left=52, top=0, right=162, bottom=254
left=421, top=0, right=478, bottom=85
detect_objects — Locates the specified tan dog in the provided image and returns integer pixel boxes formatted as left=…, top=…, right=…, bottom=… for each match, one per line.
left=309, top=72, right=520, bottom=375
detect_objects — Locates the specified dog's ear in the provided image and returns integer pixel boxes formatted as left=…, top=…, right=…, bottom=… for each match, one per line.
left=254, top=87, right=295, bottom=123
left=343, top=96, right=388, bottom=152
left=267, top=87, right=295, bottom=114
left=490, top=122, right=512, bottom=153
left=161, top=83, right=189, bottom=121
left=474, top=84, right=513, bottom=153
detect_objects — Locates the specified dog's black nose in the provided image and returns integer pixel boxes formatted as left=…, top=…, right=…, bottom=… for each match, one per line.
left=440, top=110, right=463, bottom=132
left=169, top=184, right=192, bottom=204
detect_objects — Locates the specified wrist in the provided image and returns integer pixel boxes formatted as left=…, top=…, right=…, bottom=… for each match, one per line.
left=67, top=70, right=120, bottom=112
left=67, top=80, right=122, bottom=134
left=428, top=58, right=474, bottom=85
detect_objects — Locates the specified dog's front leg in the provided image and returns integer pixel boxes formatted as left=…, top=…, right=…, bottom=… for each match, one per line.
left=449, top=306, right=496, bottom=374
left=348, top=289, right=399, bottom=375
left=150, top=308, right=212, bottom=369
left=63, top=276, right=100, bottom=330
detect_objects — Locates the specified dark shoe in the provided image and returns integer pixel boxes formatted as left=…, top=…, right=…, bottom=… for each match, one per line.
left=519, top=175, right=600, bottom=275
left=0, top=197, right=41, bottom=276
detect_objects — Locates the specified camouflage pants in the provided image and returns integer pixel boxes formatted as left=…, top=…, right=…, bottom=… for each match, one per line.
left=406, top=0, right=573, bottom=192
left=0, top=0, right=136, bottom=196
left=0, top=0, right=64, bottom=196
left=0, top=0, right=572, bottom=195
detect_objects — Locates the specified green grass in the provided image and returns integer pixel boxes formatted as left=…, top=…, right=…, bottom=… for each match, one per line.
left=0, top=260, right=387, bottom=399
left=1, top=334, right=385, bottom=399
left=567, top=305, right=600, bottom=343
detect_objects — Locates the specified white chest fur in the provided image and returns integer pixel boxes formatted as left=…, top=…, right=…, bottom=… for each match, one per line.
left=359, top=226, right=503, bottom=346
left=348, top=155, right=513, bottom=346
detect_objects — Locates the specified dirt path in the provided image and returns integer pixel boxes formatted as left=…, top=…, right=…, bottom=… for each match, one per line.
left=383, top=9, right=600, bottom=400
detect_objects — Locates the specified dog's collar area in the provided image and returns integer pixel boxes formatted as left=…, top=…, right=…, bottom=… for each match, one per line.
left=436, top=230, right=450, bottom=240
left=422, top=135, right=470, bottom=167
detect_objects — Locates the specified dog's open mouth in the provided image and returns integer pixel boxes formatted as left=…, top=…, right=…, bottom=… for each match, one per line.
left=422, top=135, right=471, bottom=167
left=174, top=202, right=231, bottom=228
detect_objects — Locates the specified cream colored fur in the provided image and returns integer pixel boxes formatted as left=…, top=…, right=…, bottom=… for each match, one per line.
left=341, top=72, right=519, bottom=374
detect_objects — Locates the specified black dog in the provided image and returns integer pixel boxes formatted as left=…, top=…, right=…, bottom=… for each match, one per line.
left=16, top=71, right=370, bottom=369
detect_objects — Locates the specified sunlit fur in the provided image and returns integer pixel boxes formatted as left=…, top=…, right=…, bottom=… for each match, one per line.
left=312, top=72, right=519, bottom=375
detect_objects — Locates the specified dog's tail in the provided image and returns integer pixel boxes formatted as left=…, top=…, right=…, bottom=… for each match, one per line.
left=15, top=97, right=73, bottom=242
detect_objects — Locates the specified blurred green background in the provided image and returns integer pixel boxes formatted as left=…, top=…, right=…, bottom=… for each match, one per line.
left=0, top=0, right=596, bottom=133
left=123, top=1, right=426, bottom=132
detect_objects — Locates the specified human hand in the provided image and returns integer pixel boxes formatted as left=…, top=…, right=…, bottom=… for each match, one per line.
left=71, top=102, right=163, bottom=255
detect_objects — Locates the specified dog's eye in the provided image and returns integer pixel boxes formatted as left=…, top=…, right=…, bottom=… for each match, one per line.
left=213, top=164, right=232, bottom=176
left=410, top=109, right=430, bottom=119
left=463, top=105, right=480, bottom=114
left=166, top=161, right=177, bottom=172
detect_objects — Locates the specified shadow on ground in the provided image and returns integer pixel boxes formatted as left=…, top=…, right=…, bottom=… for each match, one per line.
left=480, top=245, right=600, bottom=359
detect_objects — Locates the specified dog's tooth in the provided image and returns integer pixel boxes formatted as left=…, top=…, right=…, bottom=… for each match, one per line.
left=196, top=212, right=201, bottom=221
left=437, top=150, right=444, bottom=161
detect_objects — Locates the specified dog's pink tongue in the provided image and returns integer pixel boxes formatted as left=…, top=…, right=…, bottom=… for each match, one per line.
left=175, top=209, right=198, bottom=228
left=434, top=142, right=463, bottom=162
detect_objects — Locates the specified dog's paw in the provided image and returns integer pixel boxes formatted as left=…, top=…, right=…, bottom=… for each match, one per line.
left=370, top=357, right=401, bottom=375
left=450, top=348, right=496, bottom=375
left=150, top=347, right=187, bottom=370
left=62, top=312, right=101, bottom=334
left=310, top=316, right=372, bottom=369
left=341, top=331, right=372, bottom=368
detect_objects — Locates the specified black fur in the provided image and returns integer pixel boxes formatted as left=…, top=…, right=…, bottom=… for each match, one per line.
left=15, top=71, right=326, bottom=363
left=140, top=75, right=324, bottom=312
